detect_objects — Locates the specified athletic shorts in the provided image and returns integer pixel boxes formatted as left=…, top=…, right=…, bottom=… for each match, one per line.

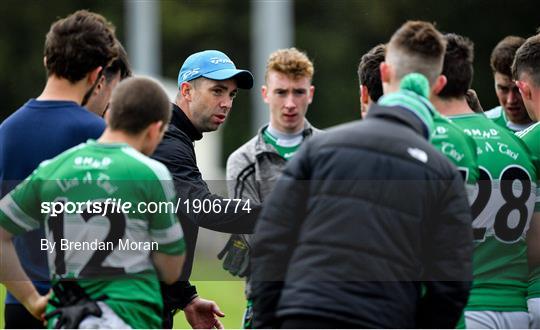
left=463, top=310, right=528, bottom=329
left=78, top=302, right=131, bottom=329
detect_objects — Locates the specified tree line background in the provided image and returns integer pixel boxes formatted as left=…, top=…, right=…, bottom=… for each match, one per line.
left=1, top=0, right=538, bottom=165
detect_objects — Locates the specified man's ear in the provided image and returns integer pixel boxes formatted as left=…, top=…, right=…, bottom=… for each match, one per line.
left=516, top=80, right=532, bottom=101
left=360, top=85, right=370, bottom=105
left=380, top=62, right=390, bottom=83
left=261, top=85, right=269, bottom=104
left=180, top=82, right=193, bottom=101
left=103, top=106, right=111, bottom=125
left=147, top=121, right=164, bottom=141
left=94, top=76, right=105, bottom=95
left=431, top=75, right=447, bottom=96
left=307, top=85, right=315, bottom=104
left=43, top=57, right=47, bottom=69
left=88, top=66, right=103, bottom=86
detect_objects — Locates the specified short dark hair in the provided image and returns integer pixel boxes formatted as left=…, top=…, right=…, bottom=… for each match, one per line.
left=104, top=41, right=132, bottom=83
left=44, top=10, right=118, bottom=83
left=358, top=44, right=385, bottom=102
left=490, top=36, right=525, bottom=76
left=512, top=34, right=540, bottom=87
left=386, top=20, right=446, bottom=84
left=108, top=77, right=172, bottom=134
left=439, top=33, right=474, bottom=98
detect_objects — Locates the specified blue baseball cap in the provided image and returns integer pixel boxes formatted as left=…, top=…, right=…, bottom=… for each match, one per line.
left=177, top=50, right=254, bottom=89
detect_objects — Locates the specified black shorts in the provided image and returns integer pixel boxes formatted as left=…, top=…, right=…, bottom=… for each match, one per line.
left=5, top=303, right=45, bottom=329
left=280, top=314, right=358, bottom=329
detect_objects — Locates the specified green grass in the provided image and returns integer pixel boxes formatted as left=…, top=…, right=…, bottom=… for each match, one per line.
left=173, top=281, right=245, bottom=329
left=173, top=255, right=246, bottom=329
left=0, top=285, right=4, bottom=329
left=0, top=258, right=246, bottom=329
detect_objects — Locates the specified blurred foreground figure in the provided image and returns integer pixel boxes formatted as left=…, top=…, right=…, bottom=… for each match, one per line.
left=251, top=21, right=473, bottom=329
left=514, top=33, right=540, bottom=328
left=0, top=10, right=117, bottom=328
left=0, top=77, right=185, bottom=328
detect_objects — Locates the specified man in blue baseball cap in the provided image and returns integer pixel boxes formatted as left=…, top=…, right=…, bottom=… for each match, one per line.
left=152, top=50, right=260, bottom=329
left=175, top=50, right=254, bottom=132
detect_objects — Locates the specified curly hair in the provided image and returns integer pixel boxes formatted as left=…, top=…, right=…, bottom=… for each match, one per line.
left=44, top=10, right=118, bottom=83
left=357, top=44, right=385, bottom=102
left=104, top=40, right=132, bottom=83
left=265, top=47, right=314, bottom=81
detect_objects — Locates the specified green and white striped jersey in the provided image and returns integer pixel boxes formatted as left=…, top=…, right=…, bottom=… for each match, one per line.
left=516, top=121, right=540, bottom=299
left=431, top=113, right=479, bottom=186
left=451, top=113, right=537, bottom=312
left=0, top=140, right=185, bottom=329
left=485, top=105, right=534, bottom=133
left=517, top=121, right=540, bottom=213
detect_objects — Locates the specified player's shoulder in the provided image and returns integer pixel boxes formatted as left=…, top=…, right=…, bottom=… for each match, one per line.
left=517, top=121, right=540, bottom=139
left=517, top=123, right=540, bottom=161
left=484, top=106, right=503, bottom=119
left=76, top=109, right=106, bottom=130
left=230, top=134, right=258, bottom=159
left=37, top=143, right=88, bottom=174
left=436, top=115, right=467, bottom=136
left=227, top=134, right=259, bottom=168
left=453, top=112, right=502, bottom=130
left=0, top=99, right=37, bottom=131
left=120, top=146, right=173, bottom=181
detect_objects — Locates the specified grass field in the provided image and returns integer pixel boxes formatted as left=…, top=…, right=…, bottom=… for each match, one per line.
left=0, top=257, right=246, bottom=329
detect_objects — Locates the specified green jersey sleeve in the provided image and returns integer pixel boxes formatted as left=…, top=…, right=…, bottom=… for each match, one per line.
left=0, top=167, right=45, bottom=235
left=517, top=123, right=540, bottom=212
left=516, top=123, right=540, bottom=299
left=431, top=115, right=479, bottom=185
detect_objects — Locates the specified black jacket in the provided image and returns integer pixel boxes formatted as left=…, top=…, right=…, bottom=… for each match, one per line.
left=251, top=104, right=473, bottom=329
left=152, top=104, right=260, bottom=312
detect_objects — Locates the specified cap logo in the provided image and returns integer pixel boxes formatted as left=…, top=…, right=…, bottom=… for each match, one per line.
left=181, top=68, right=200, bottom=81
left=209, top=57, right=233, bottom=65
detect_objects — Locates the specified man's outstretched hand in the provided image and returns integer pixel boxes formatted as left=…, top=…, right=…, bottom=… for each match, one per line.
left=184, top=297, right=225, bottom=329
left=22, top=291, right=50, bottom=322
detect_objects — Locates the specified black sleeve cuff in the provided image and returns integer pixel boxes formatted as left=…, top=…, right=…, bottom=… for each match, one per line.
left=161, top=281, right=199, bottom=310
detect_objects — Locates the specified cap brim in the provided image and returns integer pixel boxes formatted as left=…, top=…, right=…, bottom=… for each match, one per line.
left=203, top=69, right=254, bottom=89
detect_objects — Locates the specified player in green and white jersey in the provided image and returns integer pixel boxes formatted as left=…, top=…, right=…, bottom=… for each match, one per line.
left=0, top=77, right=185, bottom=329
left=484, top=36, right=534, bottom=133
left=517, top=121, right=540, bottom=327
left=431, top=33, right=539, bottom=328
left=512, top=33, right=540, bottom=327
left=451, top=113, right=536, bottom=319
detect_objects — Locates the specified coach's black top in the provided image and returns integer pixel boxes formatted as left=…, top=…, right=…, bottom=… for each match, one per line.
left=152, top=103, right=260, bottom=317
left=250, top=103, right=474, bottom=329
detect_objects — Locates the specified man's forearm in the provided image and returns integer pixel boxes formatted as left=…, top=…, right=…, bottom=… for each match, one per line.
left=182, top=193, right=261, bottom=234
left=195, top=202, right=260, bottom=233
left=0, top=235, right=41, bottom=308
left=174, top=179, right=261, bottom=234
